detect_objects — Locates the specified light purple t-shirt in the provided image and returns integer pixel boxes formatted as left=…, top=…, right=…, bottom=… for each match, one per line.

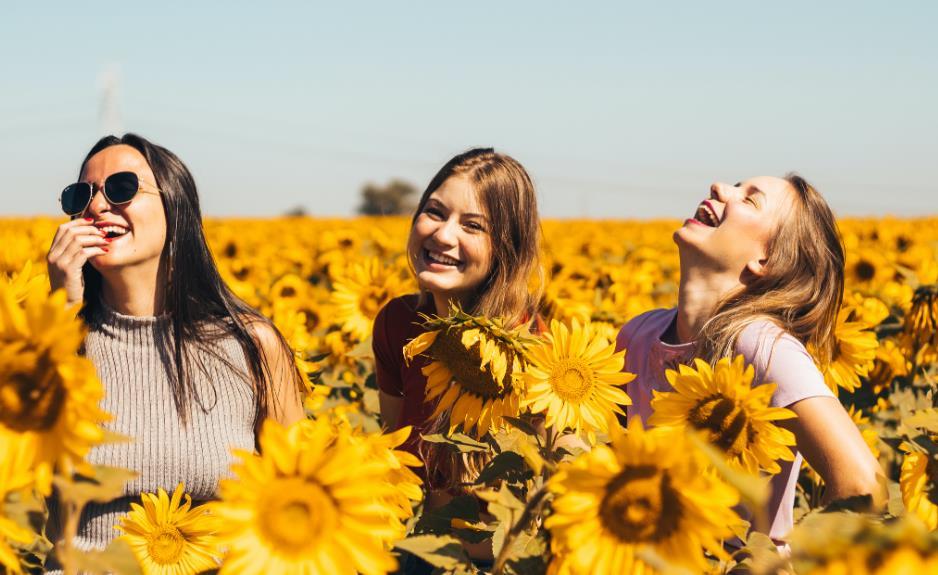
left=617, top=308, right=835, bottom=544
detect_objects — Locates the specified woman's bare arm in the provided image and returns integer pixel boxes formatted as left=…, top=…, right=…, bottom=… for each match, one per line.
left=783, top=396, right=886, bottom=509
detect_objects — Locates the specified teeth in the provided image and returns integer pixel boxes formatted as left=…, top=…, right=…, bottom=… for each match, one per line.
left=427, top=250, right=460, bottom=266
left=695, top=205, right=719, bottom=227
left=100, top=225, right=129, bottom=236
left=705, top=205, right=719, bottom=226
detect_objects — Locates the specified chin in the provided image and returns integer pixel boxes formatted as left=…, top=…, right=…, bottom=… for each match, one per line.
left=89, top=255, right=117, bottom=270
left=416, top=273, right=457, bottom=294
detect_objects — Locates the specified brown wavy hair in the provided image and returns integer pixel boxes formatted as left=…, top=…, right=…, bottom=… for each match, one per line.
left=409, top=148, right=543, bottom=490
left=409, top=147, right=543, bottom=327
left=695, top=174, right=845, bottom=366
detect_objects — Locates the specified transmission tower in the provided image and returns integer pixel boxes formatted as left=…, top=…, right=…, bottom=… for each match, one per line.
left=98, top=65, right=122, bottom=136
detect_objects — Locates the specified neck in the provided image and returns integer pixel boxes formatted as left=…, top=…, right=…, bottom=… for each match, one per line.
left=431, top=291, right=470, bottom=318
left=675, top=261, right=740, bottom=344
left=100, top=261, right=167, bottom=317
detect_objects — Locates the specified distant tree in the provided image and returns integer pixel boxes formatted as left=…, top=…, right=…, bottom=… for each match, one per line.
left=357, top=179, right=419, bottom=216
left=283, top=205, right=308, bottom=217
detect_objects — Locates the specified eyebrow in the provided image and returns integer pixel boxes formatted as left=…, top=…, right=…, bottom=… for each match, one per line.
left=735, top=182, right=765, bottom=197
left=425, top=197, right=487, bottom=219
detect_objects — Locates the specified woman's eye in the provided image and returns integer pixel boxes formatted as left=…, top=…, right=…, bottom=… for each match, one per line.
left=464, top=221, right=485, bottom=232
left=424, top=207, right=444, bottom=219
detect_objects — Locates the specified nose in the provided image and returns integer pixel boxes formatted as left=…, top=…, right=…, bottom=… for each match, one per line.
left=709, top=182, right=737, bottom=203
left=84, top=185, right=112, bottom=218
left=430, top=218, right=459, bottom=248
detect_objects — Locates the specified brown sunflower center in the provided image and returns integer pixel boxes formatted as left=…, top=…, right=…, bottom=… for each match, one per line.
left=854, top=260, right=876, bottom=282
left=549, top=359, right=594, bottom=402
left=359, top=287, right=389, bottom=320
left=687, top=394, right=753, bottom=456
left=429, top=329, right=513, bottom=398
left=146, top=525, right=185, bottom=565
left=0, top=347, right=67, bottom=432
left=303, top=308, right=321, bottom=332
left=600, top=465, right=682, bottom=543
left=259, top=479, right=336, bottom=553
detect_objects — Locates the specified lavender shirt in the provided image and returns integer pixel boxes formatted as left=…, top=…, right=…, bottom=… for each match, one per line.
left=617, top=308, right=835, bottom=543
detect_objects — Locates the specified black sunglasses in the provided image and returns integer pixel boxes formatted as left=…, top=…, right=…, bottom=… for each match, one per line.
left=59, top=171, right=162, bottom=216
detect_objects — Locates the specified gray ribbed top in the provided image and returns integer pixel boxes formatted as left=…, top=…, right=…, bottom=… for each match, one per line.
left=45, top=302, right=256, bottom=570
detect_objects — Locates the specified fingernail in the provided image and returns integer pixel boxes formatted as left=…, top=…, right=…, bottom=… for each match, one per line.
left=105, top=237, right=113, bottom=243
left=102, top=247, right=109, bottom=253
left=85, top=217, right=93, bottom=222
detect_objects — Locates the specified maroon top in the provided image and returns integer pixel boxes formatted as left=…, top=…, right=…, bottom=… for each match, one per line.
left=374, top=294, right=547, bottom=460
left=373, top=294, right=437, bottom=456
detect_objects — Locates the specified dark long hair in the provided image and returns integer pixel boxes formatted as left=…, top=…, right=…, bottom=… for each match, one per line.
left=78, top=134, right=301, bottom=428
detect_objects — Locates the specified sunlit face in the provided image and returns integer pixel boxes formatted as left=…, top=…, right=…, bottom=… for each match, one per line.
left=673, top=176, right=797, bottom=277
left=79, top=145, right=167, bottom=273
left=407, top=175, right=493, bottom=305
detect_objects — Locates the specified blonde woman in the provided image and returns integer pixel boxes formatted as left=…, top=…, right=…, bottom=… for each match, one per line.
left=618, top=175, right=885, bottom=545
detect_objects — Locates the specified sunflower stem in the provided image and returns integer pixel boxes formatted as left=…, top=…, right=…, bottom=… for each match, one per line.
left=60, top=498, right=81, bottom=575
left=491, top=486, right=550, bottom=575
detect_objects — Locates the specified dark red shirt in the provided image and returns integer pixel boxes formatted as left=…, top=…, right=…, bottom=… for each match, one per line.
left=373, top=294, right=437, bottom=456
left=373, top=294, right=548, bottom=455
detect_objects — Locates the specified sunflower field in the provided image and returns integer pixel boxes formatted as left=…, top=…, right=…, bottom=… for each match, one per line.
left=2, top=215, right=938, bottom=574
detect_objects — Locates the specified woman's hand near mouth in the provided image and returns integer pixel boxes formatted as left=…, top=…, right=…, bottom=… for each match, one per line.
left=47, top=217, right=111, bottom=306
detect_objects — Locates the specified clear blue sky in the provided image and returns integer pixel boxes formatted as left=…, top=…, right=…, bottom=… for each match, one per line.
left=1, top=1, right=935, bottom=218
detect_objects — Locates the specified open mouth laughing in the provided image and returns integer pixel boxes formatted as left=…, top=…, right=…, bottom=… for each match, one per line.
left=95, top=222, right=131, bottom=239
left=691, top=201, right=722, bottom=228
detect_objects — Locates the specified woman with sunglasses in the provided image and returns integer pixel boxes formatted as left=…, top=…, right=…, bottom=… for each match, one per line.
left=44, top=134, right=305, bottom=568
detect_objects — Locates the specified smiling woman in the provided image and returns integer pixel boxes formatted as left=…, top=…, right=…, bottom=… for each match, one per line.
left=617, top=173, right=886, bottom=548
left=43, top=134, right=305, bottom=571
left=373, top=148, right=543, bottom=565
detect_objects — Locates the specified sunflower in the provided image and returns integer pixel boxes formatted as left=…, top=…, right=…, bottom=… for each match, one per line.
left=4, top=260, right=47, bottom=303
left=403, top=306, right=535, bottom=437
left=267, top=273, right=310, bottom=306
left=360, top=425, right=424, bottom=523
left=905, top=284, right=938, bottom=352
left=649, top=355, right=796, bottom=475
left=546, top=418, right=741, bottom=574
left=900, top=446, right=938, bottom=530
left=0, top=284, right=109, bottom=494
left=848, top=405, right=881, bottom=459
left=116, top=483, right=219, bottom=575
left=523, top=319, right=633, bottom=444
left=844, top=291, right=891, bottom=328
left=211, top=418, right=408, bottom=575
left=781, top=512, right=938, bottom=575
left=813, top=308, right=879, bottom=395
left=287, top=416, right=423, bottom=528
left=270, top=303, right=319, bottom=388
left=330, top=257, right=411, bottom=342
left=0, top=434, right=36, bottom=574
left=867, top=337, right=910, bottom=392
left=846, top=248, right=892, bottom=287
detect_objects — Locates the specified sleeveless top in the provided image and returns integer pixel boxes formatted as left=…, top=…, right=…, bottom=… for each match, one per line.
left=45, top=302, right=256, bottom=571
